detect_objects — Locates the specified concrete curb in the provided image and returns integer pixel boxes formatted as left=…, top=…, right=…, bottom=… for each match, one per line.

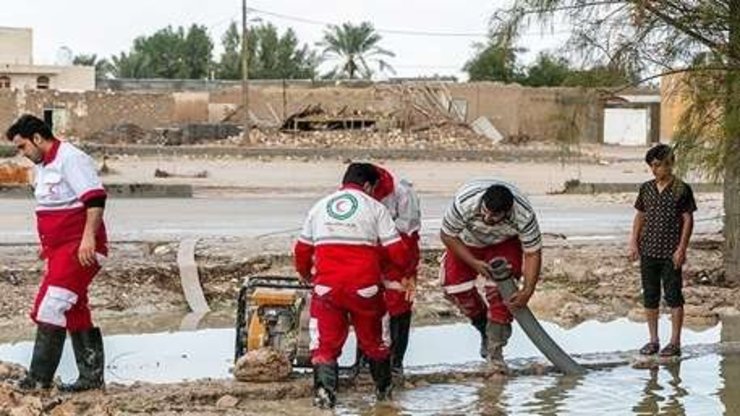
left=0, top=183, right=193, bottom=199
left=561, top=182, right=723, bottom=194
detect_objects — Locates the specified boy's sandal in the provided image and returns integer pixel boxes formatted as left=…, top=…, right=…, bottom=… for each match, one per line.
left=659, top=343, right=681, bottom=357
left=639, top=342, right=660, bottom=355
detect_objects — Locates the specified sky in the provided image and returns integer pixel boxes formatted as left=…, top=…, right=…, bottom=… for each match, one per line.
left=1, top=0, right=573, bottom=80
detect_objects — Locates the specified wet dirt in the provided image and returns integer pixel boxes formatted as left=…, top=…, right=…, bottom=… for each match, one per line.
left=0, top=234, right=736, bottom=338
left=2, top=341, right=739, bottom=415
left=1, top=233, right=738, bottom=415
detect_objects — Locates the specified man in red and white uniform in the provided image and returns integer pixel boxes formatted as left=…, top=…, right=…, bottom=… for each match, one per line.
left=6, top=114, right=107, bottom=392
left=370, top=165, right=420, bottom=380
left=440, top=179, right=543, bottom=374
left=294, top=163, right=411, bottom=409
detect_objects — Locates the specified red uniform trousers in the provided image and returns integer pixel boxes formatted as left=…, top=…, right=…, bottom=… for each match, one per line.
left=310, top=284, right=390, bottom=365
left=441, top=238, right=523, bottom=324
left=382, top=232, right=418, bottom=317
left=30, top=241, right=104, bottom=331
left=383, top=264, right=413, bottom=317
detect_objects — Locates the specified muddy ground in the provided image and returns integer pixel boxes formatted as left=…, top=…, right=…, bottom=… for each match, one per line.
left=0, top=233, right=735, bottom=338
left=0, top=235, right=736, bottom=415
left=0, top=146, right=733, bottom=414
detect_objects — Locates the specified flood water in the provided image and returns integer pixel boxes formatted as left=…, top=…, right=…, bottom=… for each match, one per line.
left=337, top=353, right=740, bottom=415
left=1, top=316, right=738, bottom=414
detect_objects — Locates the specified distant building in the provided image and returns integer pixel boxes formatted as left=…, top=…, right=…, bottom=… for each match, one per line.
left=0, top=27, right=94, bottom=91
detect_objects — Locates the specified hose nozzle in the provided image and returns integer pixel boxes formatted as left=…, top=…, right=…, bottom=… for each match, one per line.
left=489, top=257, right=512, bottom=282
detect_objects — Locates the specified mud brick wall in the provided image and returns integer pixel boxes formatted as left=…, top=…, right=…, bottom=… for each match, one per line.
left=0, top=90, right=17, bottom=132
left=13, top=90, right=174, bottom=138
left=446, top=83, right=602, bottom=143
left=0, top=82, right=603, bottom=144
left=209, top=84, right=400, bottom=125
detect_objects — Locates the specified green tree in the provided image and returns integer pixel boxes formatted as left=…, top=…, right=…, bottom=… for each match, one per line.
left=562, top=66, right=636, bottom=88
left=249, top=23, right=318, bottom=79
left=521, top=53, right=571, bottom=87
left=318, top=22, right=395, bottom=79
left=464, top=40, right=523, bottom=83
left=110, top=25, right=213, bottom=79
left=217, top=22, right=242, bottom=79
left=216, top=22, right=318, bottom=80
left=182, top=24, right=214, bottom=79
left=495, top=1, right=740, bottom=281
left=110, top=51, right=151, bottom=78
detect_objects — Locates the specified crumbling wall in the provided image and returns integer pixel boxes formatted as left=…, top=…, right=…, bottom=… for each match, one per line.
left=0, top=82, right=602, bottom=144
left=447, top=83, right=601, bottom=143
left=17, top=90, right=175, bottom=138
left=0, top=90, right=17, bottom=131
left=209, top=84, right=399, bottom=125
left=173, top=92, right=209, bottom=123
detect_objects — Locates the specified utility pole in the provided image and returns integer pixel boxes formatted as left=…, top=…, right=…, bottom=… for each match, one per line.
left=241, top=0, right=251, bottom=144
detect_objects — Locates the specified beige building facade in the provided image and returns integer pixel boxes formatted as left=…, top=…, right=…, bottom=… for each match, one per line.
left=0, top=26, right=94, bottom=92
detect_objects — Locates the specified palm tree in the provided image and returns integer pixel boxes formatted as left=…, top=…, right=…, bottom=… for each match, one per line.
left=318, top=22, right=395, bottom=80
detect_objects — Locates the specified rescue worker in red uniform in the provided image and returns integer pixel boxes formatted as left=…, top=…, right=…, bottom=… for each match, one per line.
left=370, top=165, right=420, bottom=381
left=294, top=163, right=411, bottom=409
left=440, top=179, right=543, bottom=374
left=6, top=115, right=107, bottom=391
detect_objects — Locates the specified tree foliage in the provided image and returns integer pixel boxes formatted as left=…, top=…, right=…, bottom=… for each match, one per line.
left=464, top=41, right=523, bottom=83
left=167, top=21, right=321, bottom=81
left=318, top=22, right=395, bottom=79
left=247, top=23, right=318, bottom=79
left=110, top=25, right=213, bottom=79
left=217, top=22, right=242, bottom=80
left=464, top=42, right=637, bottom=87
left=522, top=53, right=571, bottom=87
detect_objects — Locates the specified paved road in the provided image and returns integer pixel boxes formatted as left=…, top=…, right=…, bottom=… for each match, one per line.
left=0, top=196, right=722, bottom=244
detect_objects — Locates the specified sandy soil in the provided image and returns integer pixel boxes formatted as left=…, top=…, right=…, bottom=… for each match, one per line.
left=4, top=144, right=659, bottom=196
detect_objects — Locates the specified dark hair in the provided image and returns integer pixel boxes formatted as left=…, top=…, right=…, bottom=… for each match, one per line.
left=482, top=184, right=514, bottom=214
left=645, top=144, right=674, bottom=164
left=342, top=162, right=380, bottom=187
left=5, top=114, right=54, bottom=142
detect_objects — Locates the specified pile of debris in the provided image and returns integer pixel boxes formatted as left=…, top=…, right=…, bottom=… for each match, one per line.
left=87, top=123, right=242, bottom=146
left=87, top=123, right=160, bottom=145
left=0, top=161, right=30, bottom=184
left=225, top=124, right=491, bottom=151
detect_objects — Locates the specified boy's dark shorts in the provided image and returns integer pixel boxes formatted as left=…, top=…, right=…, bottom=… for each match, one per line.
left=641, top=256, right=685, bottom=309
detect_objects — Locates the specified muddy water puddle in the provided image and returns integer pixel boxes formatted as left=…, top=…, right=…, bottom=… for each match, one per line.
left=335, top=353, right=739, bottom=415
left=0, top=317, right=720, bottom=385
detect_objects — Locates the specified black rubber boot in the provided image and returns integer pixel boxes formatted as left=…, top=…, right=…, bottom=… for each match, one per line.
left=17, top=324, right=66, bottom=390
left=390, top=311, right=412, bottom=385
left=58, top=327, right=105, bottom=392
left=471, top=314, right=488, bottom=359
left=312, top=364, right=338, bottom=409
left=368, top=358, right=393, bottom=402
left=351, top=347, right=369, bottom=379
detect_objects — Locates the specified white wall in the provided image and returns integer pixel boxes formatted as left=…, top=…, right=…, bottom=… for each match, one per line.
left=0, top=27, right=32, bottom=65
left=603, top=108, right=650, bottom=146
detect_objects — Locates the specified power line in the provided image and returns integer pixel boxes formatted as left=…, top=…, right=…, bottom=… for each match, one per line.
left=247, top=6, right=573, bottom=39
left=247, top=7, right=489, bottom=38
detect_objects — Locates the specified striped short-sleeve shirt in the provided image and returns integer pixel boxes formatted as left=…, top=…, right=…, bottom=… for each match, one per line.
left=441, top=179, right=542, bottom=252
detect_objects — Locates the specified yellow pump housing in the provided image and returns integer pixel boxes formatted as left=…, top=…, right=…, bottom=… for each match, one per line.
left=246, top=288, right=299, bottom=351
